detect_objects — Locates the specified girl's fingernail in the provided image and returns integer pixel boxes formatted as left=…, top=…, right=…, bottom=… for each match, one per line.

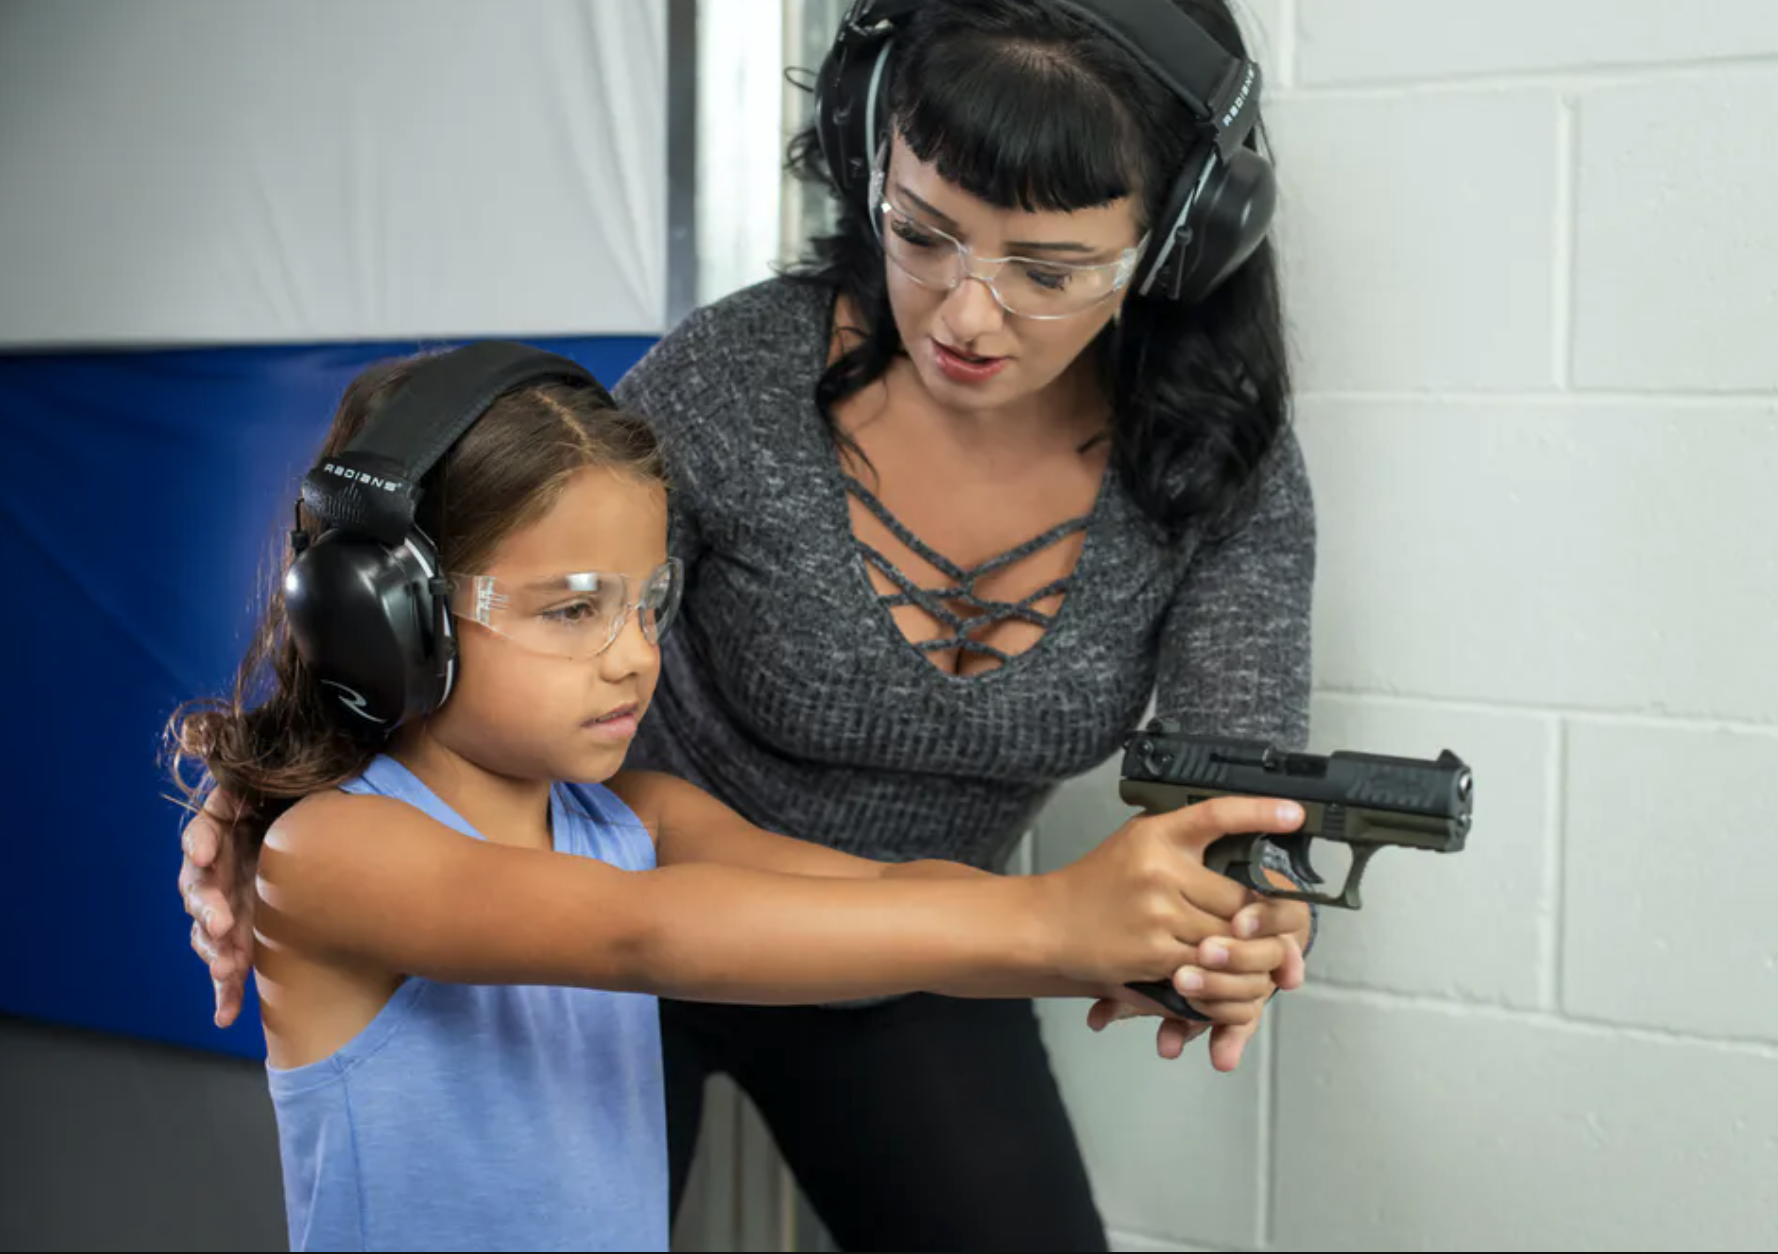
left=1278, top=802, right=1303, bottom=824
left=1177, top=969, right=1205, bottom=993
left=1203, top=942, right=1229, bottom=967
left=1237, top=911, right=1260, bottom=938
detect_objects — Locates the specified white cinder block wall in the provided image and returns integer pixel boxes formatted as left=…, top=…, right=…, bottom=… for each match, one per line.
left=1032, top=2, right=1778, bottom=1250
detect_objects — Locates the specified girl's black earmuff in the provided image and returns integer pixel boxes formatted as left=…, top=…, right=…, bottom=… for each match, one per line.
left=283, top=342, right=612, bottom=734
left=813, top=0, right=1276, bottom=306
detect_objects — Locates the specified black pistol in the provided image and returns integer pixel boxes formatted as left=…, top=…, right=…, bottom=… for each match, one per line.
left=1117, top=719, right=1474, bottom=1019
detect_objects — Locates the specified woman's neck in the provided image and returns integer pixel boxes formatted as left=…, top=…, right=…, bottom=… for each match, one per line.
left=892, top=352, right=1109, bottom=467
left=833, top=294, right=1110, bottom=457
left=389, top=729, right=555, bottom=852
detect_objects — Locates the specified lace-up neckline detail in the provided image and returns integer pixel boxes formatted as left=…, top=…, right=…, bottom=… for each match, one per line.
left=844, top=476, right=1092, bottom=667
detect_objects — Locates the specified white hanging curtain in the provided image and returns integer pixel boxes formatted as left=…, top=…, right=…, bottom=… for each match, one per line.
left=0, top=0, right=668, bottom=347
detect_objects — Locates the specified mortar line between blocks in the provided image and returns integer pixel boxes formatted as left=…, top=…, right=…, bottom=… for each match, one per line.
left=1260, top=1006, right=1281, bottom=1250
left=1252, top=1023, right=1271, bottom=1249
left=1540, top=718, right=1568, bottom=1012
left=1554, top=96, right=1577, bottom=389
left=1295, top=984, right=1778, bottom=1059
left=1297, top=388, right=1778, bottom=405
left=1279, top=0, right=1298, bottom=90
left=1278, top=51, right=1778, bottom=97
left=1310, top=689, right=1778, bottom=736
left=1109, top=1230, right=1241, bottom=1253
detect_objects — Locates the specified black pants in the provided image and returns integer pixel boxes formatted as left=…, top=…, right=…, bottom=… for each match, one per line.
left=662, top=994, right=1109, bottom=1253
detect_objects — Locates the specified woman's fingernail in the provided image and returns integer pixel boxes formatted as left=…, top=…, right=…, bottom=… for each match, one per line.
left=1278, top=802, right=1304, bottom=825
left=1237, top=911, right=1260, bottom=939
left=1203, top=942, right=1229, bottom=967
left=1177, top=970, right=1205, bottom=993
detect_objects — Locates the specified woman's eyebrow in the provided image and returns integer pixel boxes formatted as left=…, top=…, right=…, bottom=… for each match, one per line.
left=895, top=183, right=1103, bottom=256
left=894, top=183, right=959, bottom=227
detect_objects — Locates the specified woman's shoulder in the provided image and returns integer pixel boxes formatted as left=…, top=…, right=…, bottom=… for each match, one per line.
left=1228, top=419, right=1315, bottom=541
left=696, top=274, right=833, bottom=342
left=613, top=276, right=830, bottom=414
left=612, top=276, right=834, bottom=480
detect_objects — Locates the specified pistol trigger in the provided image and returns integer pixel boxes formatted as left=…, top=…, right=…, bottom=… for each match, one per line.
left=1279, top=833, right=1322, bottom=888
left=1238, top=846, right=1272, bottom=895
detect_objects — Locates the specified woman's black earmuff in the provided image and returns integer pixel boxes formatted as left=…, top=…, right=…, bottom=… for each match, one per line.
left=283, top=342, right=611, bottom=734
left=813, top=0, right=1276, bottom=306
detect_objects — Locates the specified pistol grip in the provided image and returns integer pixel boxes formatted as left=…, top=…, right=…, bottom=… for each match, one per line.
left=1205, top=833, right=1277, bottom=894
left=1117, top=835, right=1270, bottom=1019
left=1123, top=979, right=1209, bottom=1021
left=1119, top=836, right=1260, bottom=1019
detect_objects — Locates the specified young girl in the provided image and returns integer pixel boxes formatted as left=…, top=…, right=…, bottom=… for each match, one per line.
left=172, top=344, right=1306, bottom=1252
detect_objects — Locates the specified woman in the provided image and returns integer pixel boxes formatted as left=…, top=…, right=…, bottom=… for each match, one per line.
left=180, top=1, right=1317, bottom=1248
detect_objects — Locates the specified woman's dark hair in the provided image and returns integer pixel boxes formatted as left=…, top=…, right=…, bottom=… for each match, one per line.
left=168, top=354, right=665, bottom=843
left=785, top=0, right=1292, bottom=539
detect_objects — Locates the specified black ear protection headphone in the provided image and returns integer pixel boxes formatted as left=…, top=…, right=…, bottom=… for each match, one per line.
left=813, top=0, right=1275, bottom=305
left=284, top=342, right=612, bottom=734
